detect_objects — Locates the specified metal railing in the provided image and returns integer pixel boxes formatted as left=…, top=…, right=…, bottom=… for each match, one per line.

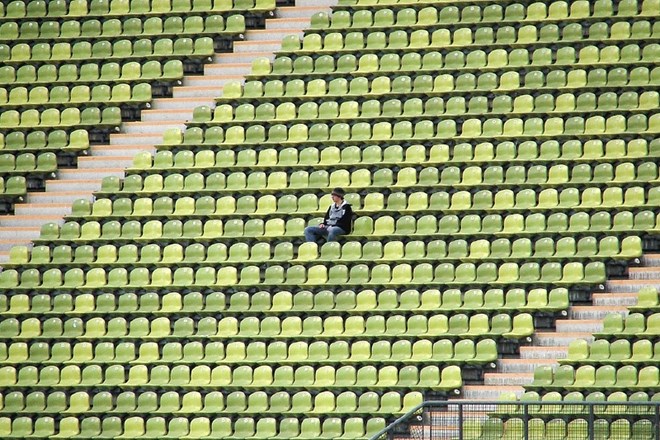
left=369, top=400, right=660, bottom=440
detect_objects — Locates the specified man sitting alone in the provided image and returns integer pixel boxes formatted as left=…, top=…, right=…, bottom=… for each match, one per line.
left=304, top=187, right=353, bottom=243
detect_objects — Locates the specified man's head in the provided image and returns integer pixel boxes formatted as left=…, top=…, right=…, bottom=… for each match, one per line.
left=331, top=187, right=345, bottom=204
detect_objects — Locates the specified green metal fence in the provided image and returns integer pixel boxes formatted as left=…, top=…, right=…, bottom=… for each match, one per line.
left=369, top=400, right=660, bottom=439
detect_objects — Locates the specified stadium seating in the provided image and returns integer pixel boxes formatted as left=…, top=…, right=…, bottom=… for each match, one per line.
left=0, top=0, right=270, bottom=213
left=0, top=0, right=658, bottom=437
left=480, top=300, right=660, bottom=440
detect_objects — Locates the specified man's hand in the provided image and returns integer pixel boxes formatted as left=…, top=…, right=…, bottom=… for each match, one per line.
left=319, top=224, right=326, bottom=229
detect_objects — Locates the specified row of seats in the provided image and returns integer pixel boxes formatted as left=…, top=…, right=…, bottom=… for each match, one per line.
left=0, top=0, right=277, bottom=18
left=0, top=338, right=498, bottom=366
left=0, top=363, right=463, bottom=391
left=0, top=415, right=385, bottom=440
left=153, top=115, right=660, bottom=147
left=197, top=92, right=660, bottom=124
left=348, top=210, right=658, bottom=237
left=259, top=44, right=660, bottom=77
left=196, top=106, right=657, bottom=134
left=596, top=313, right=660, bottom=337
left=0, top=60, right=184, bottom=86
left=336, top=0, right=651, bottom=13
left=0, top=153, right=56, bottom=175
left=109, top=163, right=660, bottom=195
left=565, top=338, right=660, bottom=365
left=0, top=338, right=492, bottom=366
left=0, top=312, right=533, bottom=340
left=0, top=107, right=121, bottom=130
left=462, top=417, right=654, bottom=440
left=531, top=364, right=660, bottom=390
left=0, top=15, right=245, bottom=42
left=316, top=1, right=657, bottom=27
left=70, top=186, right=660, bottom=220
left=281, top=23, right=658, bottom=55
left=631, top=287, right=660, bottom=312
left=0, top=389, right=421, bottom=416
left=7, top=236, right=641, bottom=270
left=30, top=217, right=293, bottom=242
left=155, top=138, right=658, bottom=167
left=35, top=210, right=660, bottom=245
left=0, top=130, right=89, bottom=153
left=0, top=83, right=152, bottom=108
left=297, top=236, right=638, bottom=262
left=0, top=287, right=569, bottom=316
left=66, top=183, right=642, bottom=217
left=0, top=260, right=607, bottom=289
left=0, top=37, right=215, bottom=63
left=219, top=67, right=660, bottom=100
left=0, top=177, right=26, bottom=197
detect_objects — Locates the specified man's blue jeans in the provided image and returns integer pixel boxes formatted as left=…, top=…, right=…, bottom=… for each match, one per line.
left=304, top=225, right=346, bottom=243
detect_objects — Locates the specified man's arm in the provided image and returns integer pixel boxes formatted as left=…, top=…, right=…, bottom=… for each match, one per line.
left=320, top=206, right=331, bottom=227
left=336, top=204, right=353, bottom=232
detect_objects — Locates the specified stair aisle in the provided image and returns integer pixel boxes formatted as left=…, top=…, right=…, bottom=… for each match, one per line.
left=407, top=253, right=658, bottom=439
left=457, top=253, right=659, bottom=401
left=0, top=0, right=337, bottom=261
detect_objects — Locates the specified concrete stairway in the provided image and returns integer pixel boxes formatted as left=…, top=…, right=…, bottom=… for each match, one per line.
left=0, top=0, right=336, bottom=261
left=459, top=254, right=660, bottom=401
left=395, top=253, right=659, bottom=440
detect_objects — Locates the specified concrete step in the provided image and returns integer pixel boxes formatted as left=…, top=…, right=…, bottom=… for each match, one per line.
left=204, top=63, right=252, bottom=76
left=214, top=51, right=275, bottom=64
left=46, top=175, right=101, bottom=192
left=592, top=292, right=638, bottom=306
left=568, top=305, right=629, bottom=320
left=460, top=386, right=524, bottom=400
left=629, top=267, right=660, bottom=279
left=555, top=319, right=603, bottom=333
left=234, top=40, right=281, bottom=53
left=483, top=373, right=534, bottom=387
left=152, top=97, right=216, bottom=111
left=497, top=358, right=558, bottom=374
left=246, top=28, right=303, bottom=41
left=0, top=215, right=64, bottom=228
left=14, top=203, right=72, bottom=217
left=278, top=5, right=330, bottom=18
left=533, top=332, right=594, bottom=346
left=642, top=254, right=660, bottom=265
left=0, top=252, right=10, bottom=264
left=172, top=85, right=224, bottom=99
left=183, top=74, right=245, bottom=87
left=29, top=191, right=93, bottom=204
left=0, top=239, right=33, bottom=252
left=266, top=17, right=310, bottom=30
left=519, top=346, right=569, bottom=360
left=89, top=145, right=154, bottom=157
left=141, top=109, right=194, bottom=122
left=0, top=227, right=40, bottom=240
left=110, top=133, right=163, bottom=146
left=57, top=168, right=124, bottom=180
left=606, top=279, right=660, bottom=292
left=78, top=156, right=135, bottom=169
left=122, top=121, right=185, bottom=135
left=295, top=0, right=336, bottom=6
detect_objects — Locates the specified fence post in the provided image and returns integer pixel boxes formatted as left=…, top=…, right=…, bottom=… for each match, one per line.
left=588, top=403, right=594, bottom=440
left=523, top=402, right=528, bottom=440
left=422, top=404, right=430, bottom=440
left=655, top=403, right=659, bottom=440
left=458, top=403, right=463, bottom=440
